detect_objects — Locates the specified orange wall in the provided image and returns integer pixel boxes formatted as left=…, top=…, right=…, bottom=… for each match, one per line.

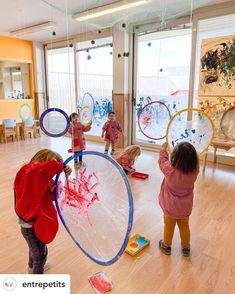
left=0, top=35, right=35, bottom=99
left=0, top=99, right=34, bottom=121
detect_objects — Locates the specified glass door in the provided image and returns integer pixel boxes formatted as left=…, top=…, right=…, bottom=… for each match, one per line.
left=76, top=38, right=113, bottom=138
left=134, top=29, right=192, bottom=147
left=46, top=46, right=76, bottom=115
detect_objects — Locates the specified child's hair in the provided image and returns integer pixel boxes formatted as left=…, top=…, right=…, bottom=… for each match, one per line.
left=69, top=112, right=79, bottom=122
left=125, top=145, right=141, bottom=158
left=30, top=149, right=63, bottom=162
left=108, top=111, right=115, bottom=117
left=171, top=142, right=199, bottom=174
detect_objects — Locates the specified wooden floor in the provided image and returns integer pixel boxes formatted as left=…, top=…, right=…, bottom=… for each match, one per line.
left=1, top=136, right=235, bottom=294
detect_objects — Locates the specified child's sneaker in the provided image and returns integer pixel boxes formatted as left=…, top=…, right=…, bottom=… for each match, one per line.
left=74, top=162, right=80, bottom=169
left=182, top=247, right=190, bottom=257
left=159, top=240, right=171, bottom=255
left=104, top=150, right=108, bottom=155
left=110, top=149, right=115, bottom=156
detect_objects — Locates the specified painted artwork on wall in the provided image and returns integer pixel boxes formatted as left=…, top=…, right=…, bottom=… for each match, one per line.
left=199, top=35, right=235, bottom=96
left=199, top=96, right=235, bottom=137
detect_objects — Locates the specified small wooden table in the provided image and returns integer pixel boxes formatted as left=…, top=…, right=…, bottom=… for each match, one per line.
left=203, top=138, right=235, bottom=171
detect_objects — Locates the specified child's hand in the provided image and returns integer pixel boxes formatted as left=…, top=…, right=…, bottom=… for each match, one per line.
left=50, top=185, right=55, bottom=193
left=64, top=165, right=72, bottom=176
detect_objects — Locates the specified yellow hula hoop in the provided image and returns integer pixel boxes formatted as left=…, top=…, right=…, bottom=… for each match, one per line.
left=166, top=108, right=215, bottom=156
left=80, top=105, right=93, bottom=125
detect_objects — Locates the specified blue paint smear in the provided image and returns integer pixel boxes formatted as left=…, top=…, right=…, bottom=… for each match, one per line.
left=136, top=237, right=148, bottom=248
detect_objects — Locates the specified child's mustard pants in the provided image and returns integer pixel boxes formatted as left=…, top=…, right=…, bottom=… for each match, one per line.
left=164, top=215, right=190, bottom=248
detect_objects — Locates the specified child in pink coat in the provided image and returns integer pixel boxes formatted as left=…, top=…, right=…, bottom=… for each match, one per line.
left=102, top=112, right=122, bottom=155
left=158, top=142, right=199, bottom=257
left=68, top=112, right=91, bottom=168
left=116, top=145, right=141, bottom=174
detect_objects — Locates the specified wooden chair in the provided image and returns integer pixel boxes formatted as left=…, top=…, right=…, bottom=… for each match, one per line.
left=33, top=119, right=41, bottom=137
left=0, top=125, right=3, bottom=143
left=2, top=119, right=18, bottom=143
left=22, top=117, right=35, bottom=139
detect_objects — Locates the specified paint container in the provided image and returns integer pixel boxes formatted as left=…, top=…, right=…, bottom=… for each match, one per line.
left=88, top=272, right=113, bottom=294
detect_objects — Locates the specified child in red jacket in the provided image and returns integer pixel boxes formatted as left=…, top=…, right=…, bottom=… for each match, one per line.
left=68, top=112, right=91, bottom=168
left=14, top=149, right=71, bottom=274
left=102, top=112, right=122, bottom=155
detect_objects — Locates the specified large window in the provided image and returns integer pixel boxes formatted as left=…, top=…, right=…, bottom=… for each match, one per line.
left=46, top=47, right=75, bottom=115
left=135, top=30, right=192, bottom=145
left=76, top=38, right=113, bottom=137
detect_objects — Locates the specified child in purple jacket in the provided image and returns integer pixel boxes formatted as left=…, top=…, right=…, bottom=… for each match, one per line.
left=158, top=142, right=199, bottom=257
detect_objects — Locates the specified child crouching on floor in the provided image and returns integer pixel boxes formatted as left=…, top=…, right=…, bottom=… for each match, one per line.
left=116, top=145, right=141, bottom=174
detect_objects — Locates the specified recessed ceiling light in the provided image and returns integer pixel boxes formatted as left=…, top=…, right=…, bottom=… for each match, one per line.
left=73, top=0, right=151, bottom=21
left=10, top=21, right=56, bottom=37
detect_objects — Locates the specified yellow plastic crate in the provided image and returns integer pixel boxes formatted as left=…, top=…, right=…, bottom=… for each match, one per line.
left=125, top=234, right=150, bottom=256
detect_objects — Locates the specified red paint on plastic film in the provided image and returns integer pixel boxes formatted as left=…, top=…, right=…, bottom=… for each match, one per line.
left=90, top=274, right=113, bottom=293
left=58, top=168, right=100, bottom=219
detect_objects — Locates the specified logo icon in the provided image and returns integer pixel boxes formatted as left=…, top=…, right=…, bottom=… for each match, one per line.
left=3, top=277, right=17, bottom=291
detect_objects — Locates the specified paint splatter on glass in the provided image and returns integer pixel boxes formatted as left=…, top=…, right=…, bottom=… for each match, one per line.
left=168, top=110, right=214, bottom=154
left=138, top=101, right=171, bottom=140
left=136, top=95, right=187, bottom=144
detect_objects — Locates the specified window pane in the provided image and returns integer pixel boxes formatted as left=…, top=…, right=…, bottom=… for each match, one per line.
left=47, top=47, right=75, bottom=114
left=136, top=31, right=192, bottom=145
left=76, top=43, right=113, bottom=137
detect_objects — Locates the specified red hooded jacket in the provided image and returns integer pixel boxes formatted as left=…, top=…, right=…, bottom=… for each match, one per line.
left=14, top=160, right=64, bottom=244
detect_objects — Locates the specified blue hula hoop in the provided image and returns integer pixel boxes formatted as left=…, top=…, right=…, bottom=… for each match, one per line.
left=40, top=108, right=70, bottom=137
left=54, top=151, right=134, bottom=266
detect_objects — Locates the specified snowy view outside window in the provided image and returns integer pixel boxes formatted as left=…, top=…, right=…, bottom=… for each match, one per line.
left=46, top=42, right=113, bottom=138
left=47, top=47, right=76, bottom=115
left=136, top=32, right=192, bottom=145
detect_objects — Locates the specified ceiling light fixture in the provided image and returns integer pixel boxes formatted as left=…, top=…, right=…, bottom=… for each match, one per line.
left=73, top=0, right=151, bottom=21
left=10, top=21, right=56, bottom=37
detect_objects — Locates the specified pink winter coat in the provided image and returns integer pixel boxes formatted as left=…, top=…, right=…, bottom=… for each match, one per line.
left=158, top=148, right=198, bottom=219
left=68, top=122, right=91, bottom=152
left=102, top=120, right=122, bottom=143
left=116, top=151, right=135, bottom=171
